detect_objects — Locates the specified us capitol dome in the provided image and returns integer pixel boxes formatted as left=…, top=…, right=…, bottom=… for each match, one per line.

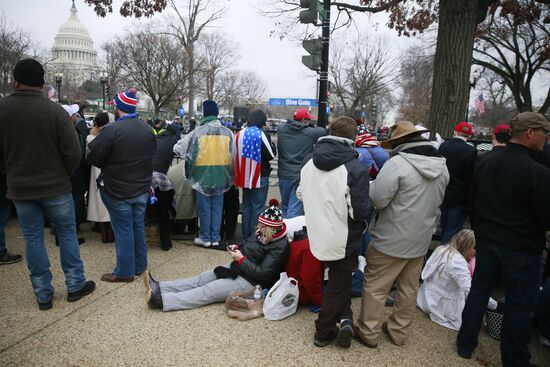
left=50, top=0, right=98, bottom=86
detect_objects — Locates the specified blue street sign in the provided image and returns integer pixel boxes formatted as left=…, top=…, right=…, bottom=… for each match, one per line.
left=268, top=98, right=318, bottom=107
left=178, top=107, right=185, bottom=117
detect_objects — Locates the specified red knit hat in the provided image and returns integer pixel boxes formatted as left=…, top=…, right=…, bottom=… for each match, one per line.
left=454, top=122, right=473, bottom=135
left=494, top=124, right=510, bottom=135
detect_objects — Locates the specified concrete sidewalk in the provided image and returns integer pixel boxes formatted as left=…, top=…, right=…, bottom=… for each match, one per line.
left=1, top=220, right=548, bottom=366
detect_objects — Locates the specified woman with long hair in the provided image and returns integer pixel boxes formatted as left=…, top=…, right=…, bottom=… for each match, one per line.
left=417, top=229, right=495, bottom=330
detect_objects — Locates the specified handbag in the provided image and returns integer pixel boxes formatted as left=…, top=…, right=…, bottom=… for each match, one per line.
left=262, top=272, right=299, bottom=321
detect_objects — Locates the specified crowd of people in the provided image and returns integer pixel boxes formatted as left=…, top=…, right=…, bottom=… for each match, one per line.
left=1, top=58, right=550, bottom=367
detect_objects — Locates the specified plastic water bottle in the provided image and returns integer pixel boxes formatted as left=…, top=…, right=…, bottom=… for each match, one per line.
left=254, top=285, right=262, bottom=301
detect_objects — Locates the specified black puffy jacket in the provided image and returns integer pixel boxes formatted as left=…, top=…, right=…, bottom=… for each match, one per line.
left=231, top=235, right=290, bottom=288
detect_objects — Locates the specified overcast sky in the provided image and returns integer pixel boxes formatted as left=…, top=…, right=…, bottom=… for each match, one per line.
left=3, top=0, right=413, bottom=100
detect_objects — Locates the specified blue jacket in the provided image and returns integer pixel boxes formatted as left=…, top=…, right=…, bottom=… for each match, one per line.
left=355, top=146, right=388, bottom=173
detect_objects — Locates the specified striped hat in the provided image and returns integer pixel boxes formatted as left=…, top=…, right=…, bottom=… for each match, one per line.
left=258, top=199, right=284, bottom=228
left=114, top=87, right=138, bottom=114
left=356, top=125, right=380, bottom=147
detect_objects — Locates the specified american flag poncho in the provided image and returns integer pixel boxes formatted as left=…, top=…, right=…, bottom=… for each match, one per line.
left=234, top=126, right=274, bottom=189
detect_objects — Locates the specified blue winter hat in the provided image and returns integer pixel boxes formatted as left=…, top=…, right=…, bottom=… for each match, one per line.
left=114, top=87, right=138, bottom=114
left=203, top=100, right=219, bottom=117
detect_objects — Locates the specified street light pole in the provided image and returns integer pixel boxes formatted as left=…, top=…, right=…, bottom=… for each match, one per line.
left=55, top=72, right=63, bottom=103
left=317, top=0, right=331, bottom=128
left=466, top=69, right=481, bottom=121
left=100, top=72, right=108, bottom=110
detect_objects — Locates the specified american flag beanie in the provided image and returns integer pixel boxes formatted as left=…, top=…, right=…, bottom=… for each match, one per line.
left=258, top=199, right=284, bottom=228
left=114, top=87, right=138, bottom=114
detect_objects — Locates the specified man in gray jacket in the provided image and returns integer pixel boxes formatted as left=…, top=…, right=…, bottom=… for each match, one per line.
left=355, top=121, right=449, bottom=348
left=0, top=59, right=95, bottom=310
left=277, top=108, right=325, bottom=218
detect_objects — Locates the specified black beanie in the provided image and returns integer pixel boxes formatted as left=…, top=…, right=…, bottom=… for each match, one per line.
left=203, top=100, right=219, bottom=117
left=248, top=109, right=267, bottom=127
left=13, top=59, right=45, bottom=87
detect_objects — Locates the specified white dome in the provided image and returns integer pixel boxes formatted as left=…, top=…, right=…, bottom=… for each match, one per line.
left=51, top=0, right=97, bottom=82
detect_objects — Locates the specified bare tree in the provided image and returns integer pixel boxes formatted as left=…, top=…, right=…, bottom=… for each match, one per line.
left=217, top=70, right=267, bottom=113
left=469, top=71, right=516, bottom=127
left=473, top=5, right=550, bottom=114
left=99, top=42, right=126, bottom=98
left=397, top=44, right=434, bottom=124
left=111, top=30, right=188, bottom=116
left=197, top=32, right=240, bottom=101
left=329, top=36, right=398, bottom=118
left=0, top=14, right=34, bottom=96
left=163, top=0, right=225, bottom=118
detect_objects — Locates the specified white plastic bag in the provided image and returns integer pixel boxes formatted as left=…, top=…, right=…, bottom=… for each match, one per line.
left=263, top=272, right=299, bottom=321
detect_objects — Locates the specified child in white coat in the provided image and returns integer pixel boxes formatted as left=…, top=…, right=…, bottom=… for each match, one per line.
left=417, top=229, right=496, bottom=330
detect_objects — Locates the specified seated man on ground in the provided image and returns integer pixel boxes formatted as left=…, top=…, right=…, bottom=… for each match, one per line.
left=143, top=202, right=289, bottom=311
left=417, top=229, right=496, bottom=330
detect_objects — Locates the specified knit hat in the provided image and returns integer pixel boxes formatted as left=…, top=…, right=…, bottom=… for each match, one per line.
left=248, top=109, right=267, bottom=127
left=203, top=100, right=219, bottom=117
left=355, top=125, right=380, bottom=147
left=454, top=121, right=473, bottom=135
left=13, top=59, right=45, bottom=87
left=114, top=87, right=138, bottom=114
left=258, top=199, right=284, bottom=228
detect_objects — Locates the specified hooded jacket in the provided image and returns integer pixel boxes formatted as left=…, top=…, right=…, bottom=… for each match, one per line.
left=369, top=141, right=449, bottom=258
left=277, top=119, right=326, bottom=180
left=297, top=136, right=371, bottom=261
left=231, top=235, right=290, bottom=289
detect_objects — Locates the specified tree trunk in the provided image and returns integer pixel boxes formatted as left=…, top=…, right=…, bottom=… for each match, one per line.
left=187, top=44, right=196, bottom=118
left=428, top=0, right=480, bottom=138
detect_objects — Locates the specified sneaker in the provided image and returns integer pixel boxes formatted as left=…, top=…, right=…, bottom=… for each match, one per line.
left=336, top=320, right=354, bottom=348
left=0, top=250, right=22, bottom=265
left=194, top=238, right=211, bottom=247
left=67, top=280, right=96, bottom=302
left=143, top=270, right=163, bottom=309
left=456, top=340, right=472, bottom=359
left=37, top=298, right=53, bottom=311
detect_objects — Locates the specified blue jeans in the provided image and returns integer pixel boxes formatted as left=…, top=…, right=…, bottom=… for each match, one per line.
left=100, top=189, right=148, bottom=277
left=279, top=178, right=303, bottom=219
left=195, top=191, right=223, bottom=242
left=439, top=205, right=466, bottom=244
left=457, top=243, right=542, bottom=367
left=241, top=177, right=269, bottom=240
left=13, top=193, right=85, bottom=302
left=0, top=201, right=10, bottom=256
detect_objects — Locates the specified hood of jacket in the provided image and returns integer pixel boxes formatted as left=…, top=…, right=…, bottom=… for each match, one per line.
left=312, top=136, right=358, bottom=171
left=390, top=141, right=447, bottom=180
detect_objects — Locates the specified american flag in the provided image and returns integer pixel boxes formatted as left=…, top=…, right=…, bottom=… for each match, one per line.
left=474, top=93, right=485, bottom=114
left=234, top=126, right=274, bottom=189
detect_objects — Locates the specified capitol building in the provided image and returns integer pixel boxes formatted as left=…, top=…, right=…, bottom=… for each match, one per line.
left=50, top=1, right=98, bottom=90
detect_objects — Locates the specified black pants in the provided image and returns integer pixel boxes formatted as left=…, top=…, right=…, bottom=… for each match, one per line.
left=152, top=189, right=175, bottom=251
left=315, top=253, right=358, bottom=341
left=221, top=186, right=239, bottom=241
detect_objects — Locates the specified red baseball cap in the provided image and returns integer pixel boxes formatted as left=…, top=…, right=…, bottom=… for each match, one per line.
left=293, top=108, right=315, bottom=121
left=454, top=121, right=473, bottom=135
left=493, top=124, right=510, bottom=135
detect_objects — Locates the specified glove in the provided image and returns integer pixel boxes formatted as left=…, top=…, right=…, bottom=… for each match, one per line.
left=368, top=163, right=379, bottom=179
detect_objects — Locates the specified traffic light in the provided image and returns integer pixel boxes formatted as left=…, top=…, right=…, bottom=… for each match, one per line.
left=371, top=104, right=378, bottom=122
left=105, top=85, right=110, bottom=99
left=302, top=37, right=322, bottom=71
left=299, top=0, right=318, bottom=24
